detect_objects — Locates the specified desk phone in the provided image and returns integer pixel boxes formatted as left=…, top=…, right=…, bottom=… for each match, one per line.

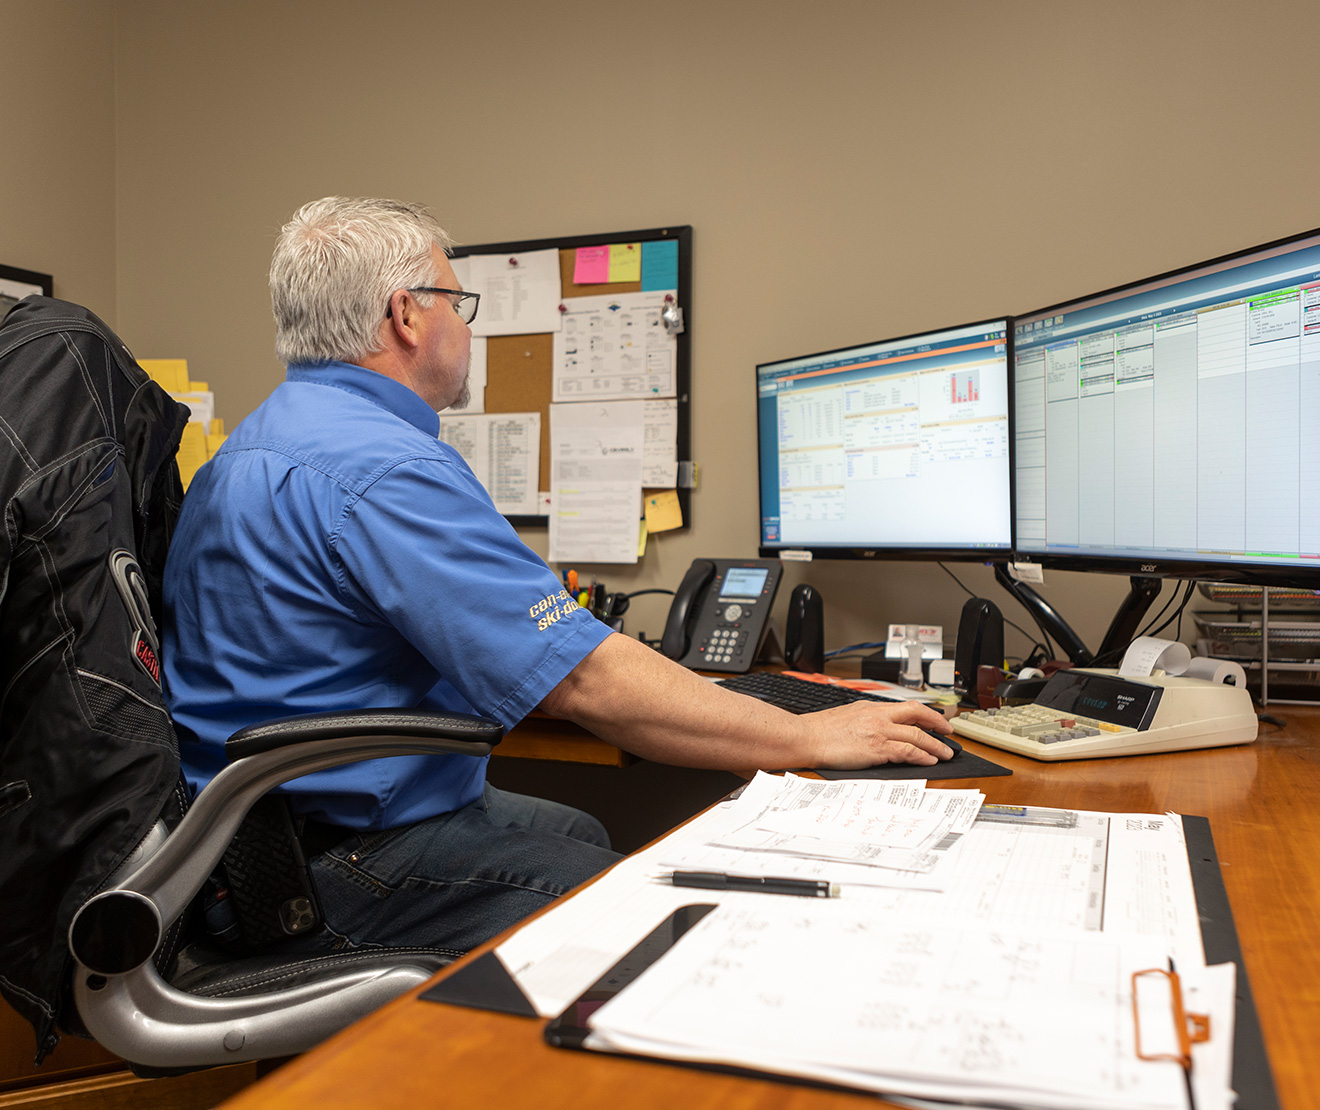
left=660, top=558, right=782, bottom=673
left=951, top=667, right=1258, bottom=760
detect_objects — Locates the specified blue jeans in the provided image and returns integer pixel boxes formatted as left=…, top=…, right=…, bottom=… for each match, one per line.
left=293, top=785, right=621, bottom=955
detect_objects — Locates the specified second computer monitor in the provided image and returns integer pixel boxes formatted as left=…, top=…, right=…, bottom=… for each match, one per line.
left=756, top=318, right=1013, bottom=561
left=1013, top=227, right=1320, bottom=586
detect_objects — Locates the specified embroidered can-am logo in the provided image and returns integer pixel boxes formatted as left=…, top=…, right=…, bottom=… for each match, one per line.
left=133, top=632, right=161, bottom=685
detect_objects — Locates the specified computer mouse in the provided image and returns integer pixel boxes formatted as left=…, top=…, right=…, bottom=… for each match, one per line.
left=921, top=728, right=961, bottom=756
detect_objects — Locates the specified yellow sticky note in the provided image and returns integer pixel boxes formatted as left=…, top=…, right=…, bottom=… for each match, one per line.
left=205, top=433, right=227, bottom=458
left=607, top=243, right=642, bottom=283
left=176, top=423, right=208, bottom=490
left=209, top=418, right=225, bottom=436
left=637, top=519, right=649, bottom=558
left=187, top=380, right=209, bottom=393
left=137, top=358, right=190, bottom=391
left=644, top=490, right=683, bottom=533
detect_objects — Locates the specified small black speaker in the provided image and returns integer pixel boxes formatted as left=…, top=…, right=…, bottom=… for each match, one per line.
left=784, top=584, right=825, bottom=673
left=953, top=597, right=1004, bottom=707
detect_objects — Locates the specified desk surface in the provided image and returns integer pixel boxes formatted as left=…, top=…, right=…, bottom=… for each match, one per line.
left=224, top=705, right=1320, bottom=1110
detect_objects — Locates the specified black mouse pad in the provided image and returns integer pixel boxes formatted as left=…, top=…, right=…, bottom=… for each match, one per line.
left=811, top=749, right=1010, bottom=780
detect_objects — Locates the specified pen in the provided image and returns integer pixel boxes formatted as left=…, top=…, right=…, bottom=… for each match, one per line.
left=665, top=871, right=839, bottom=898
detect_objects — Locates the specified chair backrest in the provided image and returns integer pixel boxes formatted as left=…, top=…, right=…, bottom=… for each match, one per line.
left=0, top=297, right=190, bottom=1061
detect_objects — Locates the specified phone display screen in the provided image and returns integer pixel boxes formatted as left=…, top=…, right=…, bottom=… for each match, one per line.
left=719, top=567, right=769, bottom=598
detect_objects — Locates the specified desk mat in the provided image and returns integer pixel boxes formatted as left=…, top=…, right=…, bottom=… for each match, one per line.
left=1182, top=815, right=1280, bottom=1110
left=420, top=950, right=538, bottom=1017
left=811, top=748, right=1010, bottom=780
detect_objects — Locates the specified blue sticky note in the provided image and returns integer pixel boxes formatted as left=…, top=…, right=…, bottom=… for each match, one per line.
left=641, top=239, right=679, bottom=292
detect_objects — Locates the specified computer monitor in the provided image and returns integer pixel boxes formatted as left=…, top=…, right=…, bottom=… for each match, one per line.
left=756, top=318, right=1013, bottom=562
left=1013, top=227, right=1320, bottom=589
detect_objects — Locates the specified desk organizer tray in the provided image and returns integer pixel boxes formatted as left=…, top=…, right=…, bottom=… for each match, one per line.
left=1196, top=583, right=1320, bottom=607
left=1193, top=615, right=1320, bottom=662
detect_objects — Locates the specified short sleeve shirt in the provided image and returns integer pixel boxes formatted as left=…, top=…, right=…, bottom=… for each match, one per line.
left=162, top=362, right=612, bottom=829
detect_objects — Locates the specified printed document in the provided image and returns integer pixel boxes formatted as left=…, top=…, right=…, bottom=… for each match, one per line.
left=552, top=291, right=677, bottom=401
left=437, top=412, right=540, bottom=516
left=452, top=249, right=563, bottom=337
left=548, top=400, right=644, bottom=563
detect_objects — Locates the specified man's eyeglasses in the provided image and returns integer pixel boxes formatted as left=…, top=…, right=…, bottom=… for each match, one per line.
left=386, top=287, right=480, bottom=325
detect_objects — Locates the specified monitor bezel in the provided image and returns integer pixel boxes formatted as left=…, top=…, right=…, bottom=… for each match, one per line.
left=755, top=315, right=1016, bottom=564
left=1010, top=225, right=1320, bottom=589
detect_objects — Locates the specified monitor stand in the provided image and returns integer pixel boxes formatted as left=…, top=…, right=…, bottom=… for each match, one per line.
left=993, top=564, right=1163, bottom=667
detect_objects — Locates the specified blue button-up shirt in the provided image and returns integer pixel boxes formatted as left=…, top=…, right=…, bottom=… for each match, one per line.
left=163, top=361, right=612, bottom=829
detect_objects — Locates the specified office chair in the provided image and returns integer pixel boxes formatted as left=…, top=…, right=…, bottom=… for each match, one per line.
left=68, top=706, right=501, bottom=1072
left=0, top=295, right=501, bottom=1074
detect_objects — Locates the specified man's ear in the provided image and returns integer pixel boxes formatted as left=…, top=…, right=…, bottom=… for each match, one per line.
left=384, top=289, right=422, bottom=349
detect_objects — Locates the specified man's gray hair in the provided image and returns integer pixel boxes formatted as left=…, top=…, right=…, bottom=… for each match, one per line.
left=270, top=197, right=454, bottom=366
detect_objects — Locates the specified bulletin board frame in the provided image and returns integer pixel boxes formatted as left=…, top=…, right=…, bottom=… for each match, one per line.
left=449, top=225, right=692, bottom=531
left=0, top=263, right=53, bottom=315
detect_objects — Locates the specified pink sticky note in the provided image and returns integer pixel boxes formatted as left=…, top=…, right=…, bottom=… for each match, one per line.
left=574, top=246, right=610, bottom=284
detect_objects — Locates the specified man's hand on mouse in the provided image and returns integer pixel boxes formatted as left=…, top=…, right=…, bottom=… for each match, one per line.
left=805, top=700, right=957, bottom=769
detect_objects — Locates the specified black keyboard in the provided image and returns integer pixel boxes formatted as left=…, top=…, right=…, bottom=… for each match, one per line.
left=717, top=672, right=877, bottom=714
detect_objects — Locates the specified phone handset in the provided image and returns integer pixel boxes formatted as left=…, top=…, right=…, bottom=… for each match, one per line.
left=660, top=559, right=716, bottom=660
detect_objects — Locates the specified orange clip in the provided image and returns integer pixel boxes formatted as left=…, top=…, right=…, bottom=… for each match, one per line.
left=1132, top=967, right=1211, bottom=1070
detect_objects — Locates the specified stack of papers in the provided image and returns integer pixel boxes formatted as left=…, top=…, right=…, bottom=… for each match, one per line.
left=656, top=773, right=983, bottom=890
left=494, top=774, right=1237, bottom=1110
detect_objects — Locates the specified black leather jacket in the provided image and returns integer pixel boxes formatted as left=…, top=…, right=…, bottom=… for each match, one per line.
left=0, top=296, right=189, bottom=1059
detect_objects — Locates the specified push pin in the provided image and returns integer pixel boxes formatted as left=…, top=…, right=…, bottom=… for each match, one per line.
left=660, top=297, right=684, bottom=335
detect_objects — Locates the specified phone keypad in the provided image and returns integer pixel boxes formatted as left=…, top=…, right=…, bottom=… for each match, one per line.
left=700, top=627, right=745, bottom=664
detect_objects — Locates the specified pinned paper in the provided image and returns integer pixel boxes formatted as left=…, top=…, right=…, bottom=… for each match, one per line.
left=641, top=239, right=679, bottom=291
left=607, top=243, right=641, bottom=283
left=644, top=490, right=683, bottom=533
left=573, top=246, right=610, bottom=284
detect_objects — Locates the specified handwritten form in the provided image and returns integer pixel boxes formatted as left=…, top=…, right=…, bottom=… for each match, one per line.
left=642, top=398, right=678, bottom=488
left=586, top=904, right=1192, bottom=1110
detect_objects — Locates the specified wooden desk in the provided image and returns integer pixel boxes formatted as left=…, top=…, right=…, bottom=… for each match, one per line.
left=496, top=710, right=634, bottom=766
left=223, top=707, right=1320, bottom=1110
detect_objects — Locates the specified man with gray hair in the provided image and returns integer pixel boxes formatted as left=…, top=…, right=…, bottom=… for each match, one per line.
left=163, top=196, right=954, bottom=956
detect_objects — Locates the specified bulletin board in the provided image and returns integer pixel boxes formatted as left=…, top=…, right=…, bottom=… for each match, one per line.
left=449, top=225, right=692, bottom=531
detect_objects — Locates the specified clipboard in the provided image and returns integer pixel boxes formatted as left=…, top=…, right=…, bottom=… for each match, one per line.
left=544, top=903, right=717, bottom=1050
left=424, top=816, right=1280, bottom=1110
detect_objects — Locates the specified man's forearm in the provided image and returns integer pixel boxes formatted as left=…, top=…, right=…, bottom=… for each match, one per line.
left=538, top=633, right=953, bottom=772
left=539, top=632, right=815, bottom=771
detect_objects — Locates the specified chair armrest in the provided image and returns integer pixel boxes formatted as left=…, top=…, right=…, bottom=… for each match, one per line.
left=75, top=710, right=503, bottom=968
left=224, top=708, right=503, bottom=760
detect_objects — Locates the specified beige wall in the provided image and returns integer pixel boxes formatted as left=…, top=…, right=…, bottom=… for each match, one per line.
left=0, top=0, right=118, bottom=320
left=15, top=0, right=1320, bottom=663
